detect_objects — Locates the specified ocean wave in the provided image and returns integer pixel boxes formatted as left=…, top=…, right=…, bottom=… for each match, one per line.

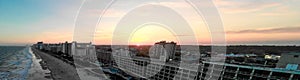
left=0, top=46, right=32, bottom=80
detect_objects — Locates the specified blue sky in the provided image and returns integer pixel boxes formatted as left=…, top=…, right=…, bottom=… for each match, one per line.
left=0, top=0, right=300, bottom=45
left=0, top=0, right=81, bottom=45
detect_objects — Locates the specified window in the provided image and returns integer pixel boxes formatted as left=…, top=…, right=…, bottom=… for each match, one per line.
left=294, top=55, right=299, bottom=58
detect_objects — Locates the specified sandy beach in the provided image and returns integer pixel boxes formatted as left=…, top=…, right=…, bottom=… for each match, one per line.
left=27, top=47, right=52, bottom=80
left=31, top=48, right=80, bottom=80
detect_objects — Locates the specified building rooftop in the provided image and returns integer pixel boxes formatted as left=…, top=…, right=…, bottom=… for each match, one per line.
left=285, top=52, right=300, bottom=55
left=205, top=61, right=300, bottom=74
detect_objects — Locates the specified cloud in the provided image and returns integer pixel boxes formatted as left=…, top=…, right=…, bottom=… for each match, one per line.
left=259, top=6, right=298, bottom=16
left=83, top=8, right=125, bottom=18
left=227, top=26, right=300, bottom=34
left=173, top=34, right=193, bottom=37
left=215, top=0, right=282, bottom=13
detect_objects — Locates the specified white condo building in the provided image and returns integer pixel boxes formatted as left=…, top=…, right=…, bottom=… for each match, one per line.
left=71, top=41, right=97, bottom=62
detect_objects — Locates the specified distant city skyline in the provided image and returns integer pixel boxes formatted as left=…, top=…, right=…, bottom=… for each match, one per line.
left=1, top=0, right=300, bottom=46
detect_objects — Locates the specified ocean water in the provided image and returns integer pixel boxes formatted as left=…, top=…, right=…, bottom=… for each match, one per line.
left=0, top=46, right=32, bottom=80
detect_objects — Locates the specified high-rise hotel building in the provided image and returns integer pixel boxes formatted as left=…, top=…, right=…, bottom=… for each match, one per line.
left=151, top=41, right=177, bottom=61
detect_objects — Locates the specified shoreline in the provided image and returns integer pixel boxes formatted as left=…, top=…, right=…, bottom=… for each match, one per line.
left=27, top=47, right=52, bottom=80
left=30, top=47, right=80, bottom=80
left=29, top=47, right=124, bottom=80
left=0, top=46, right=32, bottom=80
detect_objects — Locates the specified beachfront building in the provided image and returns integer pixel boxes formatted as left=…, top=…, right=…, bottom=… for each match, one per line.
left=62, top=41, right=72, bottom=57
left=96, top=46, right=114, bottom=65
left=43, top=43, right=63, bottom=54
left=34, top=41, right=97, bottom=61
left=152, top=41, right=177, bottom=61
left=71, top=41, right=97, bottom=62
left=36, top=42, right=44, bottom=50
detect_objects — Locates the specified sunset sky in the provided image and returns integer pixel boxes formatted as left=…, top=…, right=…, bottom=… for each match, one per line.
left=0, top=0, right=300, bottom=46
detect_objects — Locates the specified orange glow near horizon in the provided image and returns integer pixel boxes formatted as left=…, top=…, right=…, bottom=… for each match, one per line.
left=129, top=25, right=178, bottom=45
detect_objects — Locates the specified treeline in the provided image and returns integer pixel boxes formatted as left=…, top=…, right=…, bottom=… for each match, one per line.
left=199, top=45, right=300, bottom=55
